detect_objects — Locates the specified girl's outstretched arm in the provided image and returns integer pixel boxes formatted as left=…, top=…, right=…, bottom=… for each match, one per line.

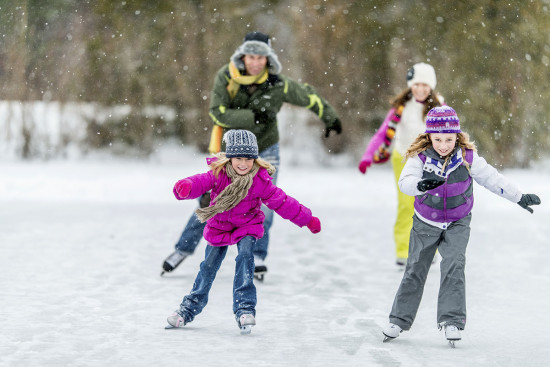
left=260, top=181, right=313, bottom=228
left=173, top=171, right=215, bottom=200
left=470, top=152, right=522, bottom=203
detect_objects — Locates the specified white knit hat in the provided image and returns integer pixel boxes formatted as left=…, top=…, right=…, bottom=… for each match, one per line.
left=406, top=62, right=437, bottom=90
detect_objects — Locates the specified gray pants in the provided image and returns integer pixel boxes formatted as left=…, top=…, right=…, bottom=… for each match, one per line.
left=389, top=214, right=471, bottom=330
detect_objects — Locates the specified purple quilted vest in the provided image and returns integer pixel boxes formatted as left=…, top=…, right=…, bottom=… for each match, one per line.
left=414, top=148, right=474, bottom=223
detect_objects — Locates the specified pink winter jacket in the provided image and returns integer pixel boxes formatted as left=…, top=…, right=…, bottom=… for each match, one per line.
left=178, top=158, right=313, bottom=247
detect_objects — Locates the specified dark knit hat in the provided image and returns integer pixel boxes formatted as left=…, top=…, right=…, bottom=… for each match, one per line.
left=230, top=31, right=282, bottom=75
left=425, top=106, right=461, bottom=133
left=224, top=129, right=259, bottom=159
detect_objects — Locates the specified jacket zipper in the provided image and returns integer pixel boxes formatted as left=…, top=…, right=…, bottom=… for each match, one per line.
left=443, top=178, right=448, bottom=223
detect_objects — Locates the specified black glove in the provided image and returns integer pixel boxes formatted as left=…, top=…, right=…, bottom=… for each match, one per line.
left=254, top=112, right=269, bottom=125
left=324, top=118, right=342, bottom=138
left=199, top=192, right=211, bottom=208
left=517, top=193, right=541, bottom=214
left=417, top=178, right=445, bottom=192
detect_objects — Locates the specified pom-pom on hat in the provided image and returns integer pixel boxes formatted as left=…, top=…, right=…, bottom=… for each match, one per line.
left=425, top=106, right=461, bottom=134
left=224, top=129, right=259, bottom=159
left=230, top=31, right=282, bottom=75
left=406, top=62, right=437, bottom=90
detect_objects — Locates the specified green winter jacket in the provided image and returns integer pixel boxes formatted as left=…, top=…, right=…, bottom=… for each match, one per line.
left=208, top=64, right=340, bottom=153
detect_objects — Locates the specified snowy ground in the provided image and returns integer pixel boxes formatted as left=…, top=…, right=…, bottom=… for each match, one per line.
left=1, top=144, right=549, bottom=367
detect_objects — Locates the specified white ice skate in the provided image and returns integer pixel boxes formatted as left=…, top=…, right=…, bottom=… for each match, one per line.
left=382, top=323, right=402, bottom=342
left=237, top=314, right=256, bottom=335
left=165, top=311, right=187, bottom=329
left=444, top=324, right=461, bottom=348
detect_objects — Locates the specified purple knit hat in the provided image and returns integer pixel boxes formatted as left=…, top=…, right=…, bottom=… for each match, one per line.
left=425, top=106, right=461, bottom=133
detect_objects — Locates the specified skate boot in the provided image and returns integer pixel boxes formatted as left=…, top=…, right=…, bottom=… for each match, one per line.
left=444, top=324, right=461, bottom=348
left=161, top=250, right=190, bottom=276
left=165, top=311, right=187, bottom=329
left=396, top=258, right=407, bottom=269
left=254, top=257, right=267, bottom=282
left=237, top=313, right=256, bottom=335
left=382, top=323, right=402, bottom=342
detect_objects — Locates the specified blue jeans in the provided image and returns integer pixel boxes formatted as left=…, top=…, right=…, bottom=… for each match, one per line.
left=174, top=143, right=280, bottom=261
left=178, top=236, right=257, bottom=322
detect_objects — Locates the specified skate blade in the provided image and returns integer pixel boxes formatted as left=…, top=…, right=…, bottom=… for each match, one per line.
left=165, top=324, right=175, bottom=329
left=383, top=336, right=395, bottom=343
left=240, top=325, right=253, bottom=335
left=254, top=273, right=265, bottom=282
left=160, top=271, right=166, bottom=276
left=448, top=340, right=458, bottom=348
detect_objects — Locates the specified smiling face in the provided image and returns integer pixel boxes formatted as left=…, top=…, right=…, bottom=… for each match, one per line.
left=430, top=133, right=457, bottom=157
left=242, top=54, right=268, bottom=76
left=231, top=157, right=255, bottom=175
left=411, top=82, right=432, bottom=102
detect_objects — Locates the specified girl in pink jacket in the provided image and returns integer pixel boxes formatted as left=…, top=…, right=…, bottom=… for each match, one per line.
left=166, top=129, right=321, bottom=334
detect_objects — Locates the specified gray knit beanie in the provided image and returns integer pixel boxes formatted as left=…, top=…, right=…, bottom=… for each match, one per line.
left=224, top=129, right=259, bottom=159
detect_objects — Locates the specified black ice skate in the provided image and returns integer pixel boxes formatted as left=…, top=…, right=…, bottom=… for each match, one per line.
left=253, top=257, right=267, bottom=281
left=161, top=250, right=190, bottom=276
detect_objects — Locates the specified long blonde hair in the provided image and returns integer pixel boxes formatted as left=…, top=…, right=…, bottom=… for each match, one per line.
left=209, top=152, right=276, bottom=178
left=405, top=132, right=477, bottom=171
left=194, top=152, right=276, bottom=223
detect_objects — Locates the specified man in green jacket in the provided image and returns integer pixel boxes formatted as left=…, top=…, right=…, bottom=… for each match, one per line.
left=162, top=31, right=342, bottom=280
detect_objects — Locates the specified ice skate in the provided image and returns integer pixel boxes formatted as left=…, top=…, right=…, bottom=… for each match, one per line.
left=237, top=314, right=256, bottom=335
left=382, top=323, right=402, bottom=342
left=443, top=324, right=461, bottom=348
left=161, top=250, right=190, bottom=276
left=254, top=257, right=267, bottom=281
left=396, top=258, right=407, bottom=269
left=165, top=311, right=187, bottom=329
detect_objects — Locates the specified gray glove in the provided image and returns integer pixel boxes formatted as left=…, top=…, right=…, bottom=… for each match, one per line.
left=517, top=194, right=541, bottom=213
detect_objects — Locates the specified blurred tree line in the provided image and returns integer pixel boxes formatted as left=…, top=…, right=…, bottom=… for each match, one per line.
left=0, top=0, right=548, bottom=166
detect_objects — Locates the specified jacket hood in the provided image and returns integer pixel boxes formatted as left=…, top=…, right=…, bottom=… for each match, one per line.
left=230, top=40, right=282, bottom=75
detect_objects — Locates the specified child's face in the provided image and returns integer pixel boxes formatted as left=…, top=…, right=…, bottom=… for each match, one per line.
left=411, top=82, right=432, bottom=102
left=430, top=133, right=457, bottom=157
left=231, top=157, right=255, bottom=175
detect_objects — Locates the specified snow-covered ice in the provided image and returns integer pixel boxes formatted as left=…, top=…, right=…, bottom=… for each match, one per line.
left=1, top=144, right=549, bottom=366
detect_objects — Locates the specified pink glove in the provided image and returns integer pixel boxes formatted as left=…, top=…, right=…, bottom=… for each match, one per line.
left=358, top=160, right=371, bottom=174
left=307, top=216, right=321, bottom=234
left=173, top=179, right=192, bottom=200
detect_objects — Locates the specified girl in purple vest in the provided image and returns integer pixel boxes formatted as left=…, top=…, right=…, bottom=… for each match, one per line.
left=382, top=106, right=541, bottom=346
left=166, top=129, right=321, bottom=334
